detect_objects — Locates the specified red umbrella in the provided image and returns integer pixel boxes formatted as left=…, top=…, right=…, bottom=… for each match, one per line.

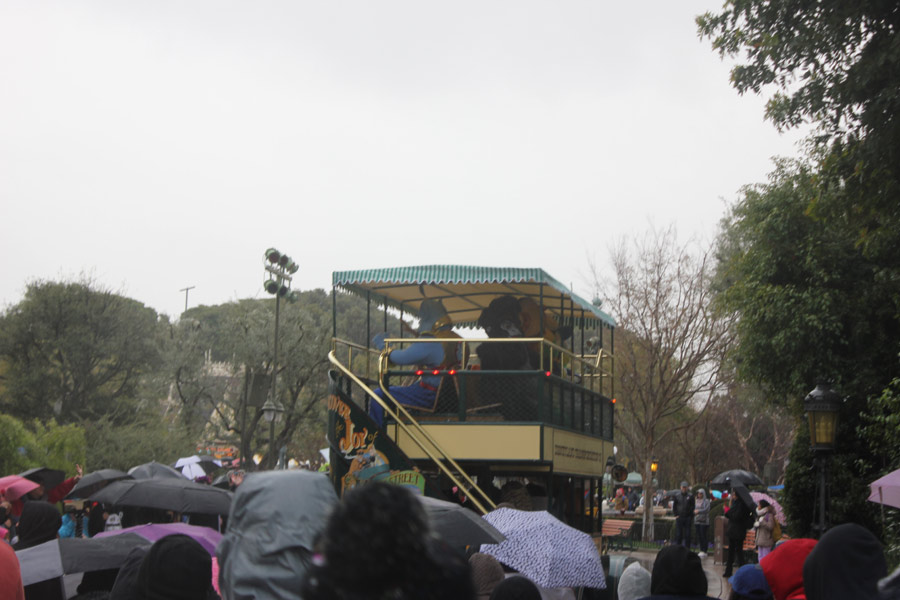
left=0, top=475, right=40, bottom=501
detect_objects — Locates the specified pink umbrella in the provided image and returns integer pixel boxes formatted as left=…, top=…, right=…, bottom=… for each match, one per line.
left=868, top=468, right=900, bottom=510
left=750, top=491, right=786, bottom=525
left=0, top=475, right=40, bottom=501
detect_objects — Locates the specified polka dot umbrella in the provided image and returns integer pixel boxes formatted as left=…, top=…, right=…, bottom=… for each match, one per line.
left=481, top=508, right=607, bottom=590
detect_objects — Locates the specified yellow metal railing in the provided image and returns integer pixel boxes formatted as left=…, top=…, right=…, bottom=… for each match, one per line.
left=328, top=344, right=496, bottom=515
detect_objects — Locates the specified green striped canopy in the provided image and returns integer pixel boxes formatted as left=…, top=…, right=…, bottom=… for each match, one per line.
left=332, top=265, right=615, bottom=329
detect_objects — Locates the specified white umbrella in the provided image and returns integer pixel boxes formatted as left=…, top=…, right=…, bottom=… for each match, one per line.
left=481, top=508, right=606, bottom=589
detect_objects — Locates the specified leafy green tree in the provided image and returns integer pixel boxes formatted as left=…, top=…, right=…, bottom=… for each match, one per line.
left=0, top=279, right=163, bottom=423
left=82, top=413, right=196, bottom=472
left=0, top=414, right=37, bottom=474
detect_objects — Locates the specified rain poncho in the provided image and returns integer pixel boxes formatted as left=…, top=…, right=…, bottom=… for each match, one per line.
left=216, top=470, right=337, bottom=600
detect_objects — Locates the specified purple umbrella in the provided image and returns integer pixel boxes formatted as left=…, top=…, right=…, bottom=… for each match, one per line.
left=868, top=467, right=900, bottom=510
left=95, top=522, right=223, bottom=556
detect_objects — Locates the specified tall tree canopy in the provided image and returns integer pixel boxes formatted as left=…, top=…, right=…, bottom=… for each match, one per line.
left=0, top=279, right=163, bottom=423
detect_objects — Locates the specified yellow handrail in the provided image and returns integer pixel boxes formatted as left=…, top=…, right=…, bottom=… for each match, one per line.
left=327, top=349, right=496, bottom=515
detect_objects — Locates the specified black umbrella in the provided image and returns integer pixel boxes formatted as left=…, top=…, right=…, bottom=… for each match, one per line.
left=709, top=469, right=764, bottom=490
left=19, top=467, right=66, bottom=491
left=417, top=495, right=506, bottom=548
left=731, top=484, right=756, bottom=509
left=66, top=469, right=133, bottom=499
left=127, top=461, right=184, bottom=480
left=89, top=477, right=233, bottom=515
left=15, top=534, right=151, bottom=586
left=211, top=472, right=231, bottom=490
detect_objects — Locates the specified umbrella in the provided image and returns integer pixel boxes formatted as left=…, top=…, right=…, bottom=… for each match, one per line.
left=174, top=455, right=222, bottom=475
left=416, top=495, right=506, bottom=548
left=65, top=469, right=133, bottom=499
left=481, top=508, right=606, bottom=589
left=180, top=462, right=211, bottom=481
left=96, top=522, right=223, bottom=556
left=731, top=484, right=756, bottom=509
left=128, top=461, right=184, bottom=480
left=0, top=474, right=40, bottom=501
left=211, top=472, right=232, bottom=490
left=19, top=467, right=66, bottom=491
left=89, top=477, right=233, bottom=515
left=868, top=468, right=900, bottom=510
left=709, top=469, right=764, bottom=489
left=624, top=472, right=642, bottom=486
left=15, top=534, right=151, bottom=585
left=750, top=491, right=786, bottom=525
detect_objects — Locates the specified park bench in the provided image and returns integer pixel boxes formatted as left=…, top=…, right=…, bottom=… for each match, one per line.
left=601, top=518, right=634, bottom=553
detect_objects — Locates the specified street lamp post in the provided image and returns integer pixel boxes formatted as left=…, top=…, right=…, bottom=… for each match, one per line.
left=804, top=382, right=842, bottom=538
left=262, top=248, right=299, bottom=470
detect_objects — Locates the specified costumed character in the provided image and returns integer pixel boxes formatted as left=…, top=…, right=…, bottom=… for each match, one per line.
left=517, top=297, right=572, bottom=373
left=476, top=295, right=531, bottom=370
left=368, top=299, right=460, bottom=426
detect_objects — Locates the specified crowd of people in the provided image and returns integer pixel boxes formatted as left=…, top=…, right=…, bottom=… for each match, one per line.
left=3, top=466, right=900, bottom=600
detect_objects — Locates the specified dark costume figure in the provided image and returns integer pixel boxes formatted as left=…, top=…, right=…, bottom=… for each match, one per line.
left=723, top=489, right=755, bottom=578
left=369, top=299, right=459, bottom=426
left=13, top=501, right=65, bottom=600
left=672, top=481, right=695, bottom=549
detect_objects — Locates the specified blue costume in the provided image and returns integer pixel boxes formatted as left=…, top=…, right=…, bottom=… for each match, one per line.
left=368, top=299, right=457, bottom=426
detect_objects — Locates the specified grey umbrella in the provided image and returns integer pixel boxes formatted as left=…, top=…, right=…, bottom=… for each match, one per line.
left=65, top=469, right=133, bottom=499
left=15, top=534, right=151, bottom=586
left=416, top=495, right=506, bottom=548
left=89, top=477, right=233, bottom=515
left=127, top=461, right=184, bottom=480
left=19, top=467, right=66, bottom=491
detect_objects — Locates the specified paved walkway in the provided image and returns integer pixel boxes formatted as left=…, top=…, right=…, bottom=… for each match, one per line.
left=612, top=548, right=731, bottom=599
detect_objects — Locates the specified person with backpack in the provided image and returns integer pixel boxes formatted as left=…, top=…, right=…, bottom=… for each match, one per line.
left=754, top=499, right=777, bottom=560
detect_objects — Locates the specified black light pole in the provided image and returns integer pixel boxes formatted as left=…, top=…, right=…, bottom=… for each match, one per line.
left=262, top=248, right=298, bottom=470
left=804, top=382, right=842, bottom=538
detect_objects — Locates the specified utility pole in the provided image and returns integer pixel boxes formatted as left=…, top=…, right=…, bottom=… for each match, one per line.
left=180, top=286, right=195, bottom=314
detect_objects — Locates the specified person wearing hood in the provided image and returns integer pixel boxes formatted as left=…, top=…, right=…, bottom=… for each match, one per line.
left=759, top=538, right=817, bottom=600
left=642, top=544, right=716, bottom=599
left=694, top=489, right=711, bottom=558
left=136, top=534, right=219, bottom=600
left=217, top=470, right=338, bottom=600
left=802, top=523, right=887, bottom=600
left=368, top=299, right=460, bottom=426
left=13, top=501, right=65, bottom=600
left=753, top=500, right=776, bottom=560
left=618, top=561, right=651, bottom=600
left=728, top=564, right=773, bottom=600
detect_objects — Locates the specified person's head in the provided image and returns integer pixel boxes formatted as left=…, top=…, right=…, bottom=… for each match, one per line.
left=759, top=538, right=817, bottom=600
left=418, top=299, right=451, bottom=334
left=470, top=553, right=505, bottom=600
left=488, top=576, right=541, bottom=600
left=681, top=481, right=690, bottom=492
left=307, top=481, right=432, bottom=598
left=618, top=561, right=652, bottom=600
left=729, top=564, right=773, bottom=600
left=651, top=544, right=707, bottom=596
left=229, top=470, right=245, bottom=487
left=803, top=523, right=886, bottom=600
left=26, top=483, right=46, bottom=499
left=697, top=489, right=707, bottom=500
left=758, top=499, right=770, bottom=509
left=14, top=501, right=61, bottom=550
left=136, top=534, right=215, bottom=600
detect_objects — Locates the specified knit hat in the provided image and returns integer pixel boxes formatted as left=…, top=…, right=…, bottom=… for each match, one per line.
left=729, top=564, right=773, bottom=599
left=470, top=553, right=506, bottom=599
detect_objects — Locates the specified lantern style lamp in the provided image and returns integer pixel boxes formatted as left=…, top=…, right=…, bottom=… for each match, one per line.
left=804, top=382, right=841, bottom=451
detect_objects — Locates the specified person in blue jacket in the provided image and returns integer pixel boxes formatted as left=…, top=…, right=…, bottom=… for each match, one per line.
left=368, top=299, right=458, bottom=426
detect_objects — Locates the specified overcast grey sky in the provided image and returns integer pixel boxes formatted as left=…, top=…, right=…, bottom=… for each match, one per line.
left=1, top=1, right=802, bottom=320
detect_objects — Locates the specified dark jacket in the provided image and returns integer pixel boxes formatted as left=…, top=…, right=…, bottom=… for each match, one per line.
left=672, top=492, right=695, bottom=520
left=725, top=497, right=754, bottom=540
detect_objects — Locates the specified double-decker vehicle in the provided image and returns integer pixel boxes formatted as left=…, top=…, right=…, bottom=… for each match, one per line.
left=325, top=265, right=615, bottom=533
